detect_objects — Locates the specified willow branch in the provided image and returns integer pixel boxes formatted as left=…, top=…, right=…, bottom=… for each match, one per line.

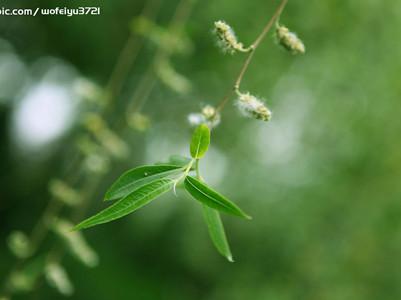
left=216, top=0, right=288, bottom=112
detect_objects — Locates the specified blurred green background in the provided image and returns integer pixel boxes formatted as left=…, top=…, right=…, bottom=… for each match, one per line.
left=1, top=0, right=401, bottom=299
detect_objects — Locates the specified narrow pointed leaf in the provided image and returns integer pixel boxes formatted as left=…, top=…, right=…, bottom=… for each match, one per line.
left=74, top=179, right=174, bottom=230
left=104, top=165, right=182, bottom=201
left=203, top=205, right=233, bottom=262
left=184, top=176, right=251, bottom=219
left=190, top=124, right=210, bottom=159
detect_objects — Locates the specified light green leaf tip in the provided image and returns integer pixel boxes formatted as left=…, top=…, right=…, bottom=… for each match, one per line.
left=184, top=176, right=251, bottom=219
left=74, top=178, right=174, bottom=230
left=190, top=124, right=210, bottom=159
left=203, top=205, right=233, bottom=262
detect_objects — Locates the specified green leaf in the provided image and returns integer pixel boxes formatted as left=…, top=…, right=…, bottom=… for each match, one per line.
left=155, top=155, right=194, bottom=170
left=184, top=176, right=251, bottom=219
left=202, top=205, right=233, bottom=262
left=74, top=179, right=174, bottom=230
left=167, top=155, right=193, bottom=167
left=190, top=124, right=210, bottom=159
left=104, top=165, right=182, bottom=201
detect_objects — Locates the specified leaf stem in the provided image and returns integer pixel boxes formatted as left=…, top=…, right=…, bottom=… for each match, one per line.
left=185, top=159, right=195, bottom=175
left=195, top=159, right=201, bottom=180
left=216, top=0, right=288, bottom=112
left=173, top=159, right=195, bottom=194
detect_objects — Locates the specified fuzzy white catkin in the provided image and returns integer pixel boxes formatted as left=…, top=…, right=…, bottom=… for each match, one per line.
left=188, top=113, right=205, bottom=126
left=276, top=25, right=305, bottom=54
left=188, top=105, right=221, bottom=128
left=214, top=20, right=249, bottom=54
left=236, top=92, right=272, bottom=121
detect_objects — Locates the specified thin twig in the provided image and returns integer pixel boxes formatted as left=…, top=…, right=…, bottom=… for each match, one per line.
left=216, top=0, right=288, bottom=112
left=251, top=0, right=287, bottom=49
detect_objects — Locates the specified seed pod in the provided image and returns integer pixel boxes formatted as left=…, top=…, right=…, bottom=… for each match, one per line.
left=276, top=24, right=305, bottom=55
left=236, top=92, right=272, bottom=121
